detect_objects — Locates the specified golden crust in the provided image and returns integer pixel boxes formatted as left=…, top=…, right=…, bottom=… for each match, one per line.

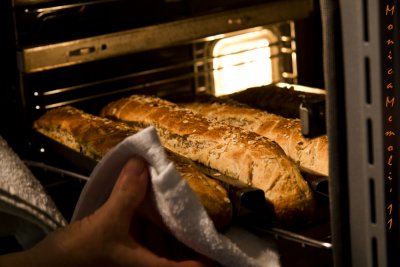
left=101, top=95, right=316, bottom=224
left=169, top=153, right=232, bottom=230
left=33, top=106, right=137, bottom=160
left=33, top=106, right=233, bottom=231
left=182, top=101, right=329, bottom=176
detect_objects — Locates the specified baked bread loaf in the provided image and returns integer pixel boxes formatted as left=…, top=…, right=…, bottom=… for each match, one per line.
left=100, top=94, right=316, bottom=224
left=181, top=98, right=328, bottom=176
left=227, top=83, right=326, bottom=119
left=33, top=106, right=233, bottom=231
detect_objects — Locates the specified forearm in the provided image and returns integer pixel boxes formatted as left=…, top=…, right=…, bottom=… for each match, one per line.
left=0, top=249, right=41, bottom=267
left=0, top=227, right=83, bottom=267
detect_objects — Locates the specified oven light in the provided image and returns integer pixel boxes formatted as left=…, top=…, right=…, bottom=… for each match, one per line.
left=212, top=29, right=277, bottom=96
left=204, top=34, right=226, bottom=42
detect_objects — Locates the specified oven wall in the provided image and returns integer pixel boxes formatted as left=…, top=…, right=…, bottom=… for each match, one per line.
left=0, top=0, right=26, bottom=154
left=295, top=0, right=324, bottom=88
left=1, top=0, right=320, bottom=154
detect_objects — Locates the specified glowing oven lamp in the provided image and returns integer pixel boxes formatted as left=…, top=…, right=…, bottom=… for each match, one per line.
left=212, top=30, right=275, bottom=96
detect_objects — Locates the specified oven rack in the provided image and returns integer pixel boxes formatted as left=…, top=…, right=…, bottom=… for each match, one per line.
left=24, top=158, right=332, bottom=251
left=24, top=160, right=89, bottom=181
left=241, top=215, right=332, bottom=250
left=18, top=0, right=312, bottom=73
left=31, top=35, right=296, bottom=111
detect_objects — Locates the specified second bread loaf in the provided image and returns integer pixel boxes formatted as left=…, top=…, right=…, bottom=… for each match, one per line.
left=181, top=98, right=328, bottom=176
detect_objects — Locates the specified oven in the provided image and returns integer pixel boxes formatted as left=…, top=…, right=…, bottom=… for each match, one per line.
left=0, top=0, right=398, bottom=266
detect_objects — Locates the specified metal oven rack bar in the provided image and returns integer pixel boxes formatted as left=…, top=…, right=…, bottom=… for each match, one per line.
left=17, top=0, right=313, bottom=73
left=24, top=158, right=332, bottom=251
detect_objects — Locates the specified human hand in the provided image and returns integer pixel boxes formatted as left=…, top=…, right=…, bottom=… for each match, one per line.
left=0, top=156, right=215, bottom=267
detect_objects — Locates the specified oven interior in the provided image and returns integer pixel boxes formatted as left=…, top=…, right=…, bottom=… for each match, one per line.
left=0, top=0, right=340, bottom=266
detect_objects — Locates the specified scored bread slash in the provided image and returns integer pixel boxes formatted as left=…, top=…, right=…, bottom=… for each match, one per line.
left=100, top=94, right=317, bottom=225
left=33, top=106, right=233, bottom=231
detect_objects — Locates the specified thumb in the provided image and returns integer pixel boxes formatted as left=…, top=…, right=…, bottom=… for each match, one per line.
left=102, top=156, right=149, bottom=230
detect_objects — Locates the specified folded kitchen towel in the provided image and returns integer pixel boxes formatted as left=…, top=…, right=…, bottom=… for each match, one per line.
left=72, top=126, right=281, bottom=267
left=0, top=136, right=67, bottom=249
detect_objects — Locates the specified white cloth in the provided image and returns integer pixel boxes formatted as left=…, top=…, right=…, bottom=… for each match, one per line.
left=72, top=126, right=280, bottom=267
left=0, top=136, right=67, bottom=249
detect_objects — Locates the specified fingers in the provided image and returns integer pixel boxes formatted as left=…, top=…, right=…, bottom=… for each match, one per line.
left=90, top=157, right=217, bottom=267
left=102, top=156, right=149, bottom=230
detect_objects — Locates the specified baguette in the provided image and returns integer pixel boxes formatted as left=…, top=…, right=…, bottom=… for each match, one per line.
left=227, top=83, right=326, bottom=119
left=181, top=98, right=328, bottom=176
left=100, top=94, right=316, bottom=224
left=33, top=106, right=233, bottom=231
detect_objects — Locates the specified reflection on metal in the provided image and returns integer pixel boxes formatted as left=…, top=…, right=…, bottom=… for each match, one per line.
left=24, top=160, right=89, bottom=181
